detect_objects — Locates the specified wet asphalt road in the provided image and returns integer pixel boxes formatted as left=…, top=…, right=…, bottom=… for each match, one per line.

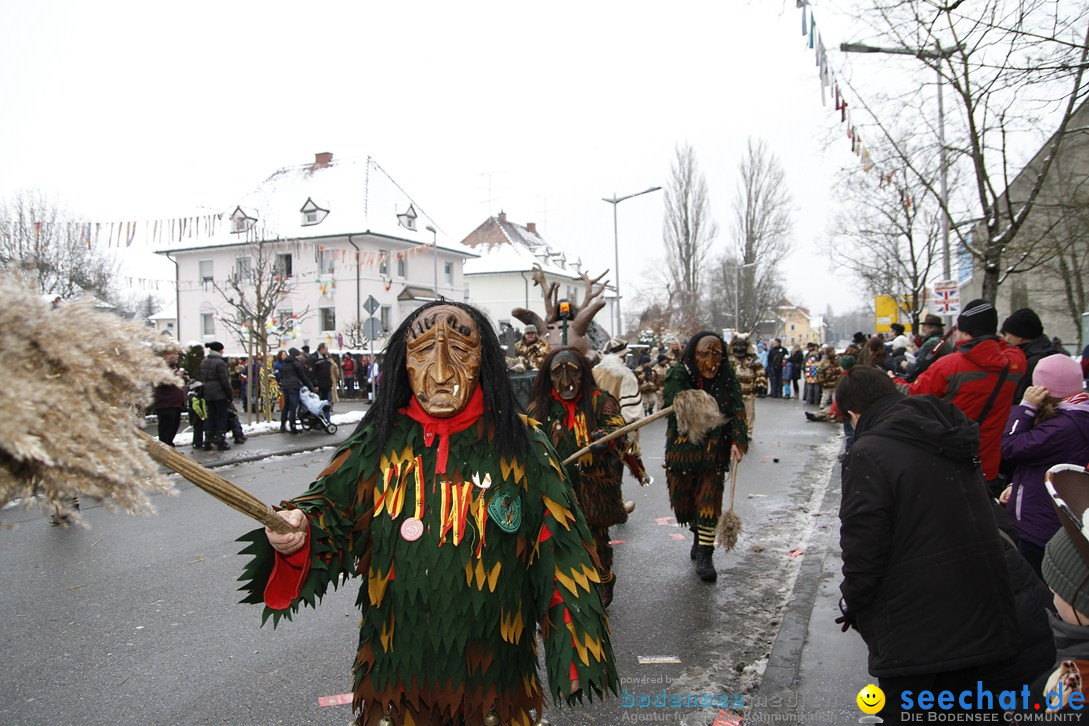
left=0, top=396, right=840, bottom=726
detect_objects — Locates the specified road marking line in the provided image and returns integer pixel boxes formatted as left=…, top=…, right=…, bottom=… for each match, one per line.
left=318, top=693, right=353, bottom=707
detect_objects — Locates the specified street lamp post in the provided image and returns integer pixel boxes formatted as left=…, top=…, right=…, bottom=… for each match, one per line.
left=425, top=225, right=438, bottom=299
left=602, top=186, right=662, bottom=336
left=839, top=42, right=954, bottom=283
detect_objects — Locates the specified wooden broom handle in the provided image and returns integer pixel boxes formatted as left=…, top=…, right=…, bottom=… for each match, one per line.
left=137, top=430, right=300, bottom=534
left=561, top=405, right=674, bottom=466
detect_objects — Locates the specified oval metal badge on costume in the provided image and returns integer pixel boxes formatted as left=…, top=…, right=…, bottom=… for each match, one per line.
left=487, top=489, right=522, bottom=533
left=400, top=517, right=424, bottom=541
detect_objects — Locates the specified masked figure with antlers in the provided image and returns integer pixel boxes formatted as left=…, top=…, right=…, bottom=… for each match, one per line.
left=528, top=348, right=629, bottom=608
left=239, top=301, right=617, bottom=726
left=512, top=265, right=609, bottom=357
left=664, top=331, right=748, bottom=582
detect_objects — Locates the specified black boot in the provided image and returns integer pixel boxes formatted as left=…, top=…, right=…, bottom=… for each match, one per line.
left=695, top=545, right=717, bottom=582
left=289, top=423, right=299, bottom=435
left=599, top=571, right=616, bottom=609
left=280, top=422, right=287, bottom=433
left=690, top=526, right=699, bottom=560
left=215, top=437, right=230, bottom=451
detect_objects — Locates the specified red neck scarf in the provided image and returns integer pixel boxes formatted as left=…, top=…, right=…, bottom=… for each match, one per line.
left=401, top=387, right=485, bottom=474
left=551, top=389, right=583, bottom=430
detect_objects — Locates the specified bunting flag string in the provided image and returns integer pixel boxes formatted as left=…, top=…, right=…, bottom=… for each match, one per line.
left=795, top=0, right=889, bottom=187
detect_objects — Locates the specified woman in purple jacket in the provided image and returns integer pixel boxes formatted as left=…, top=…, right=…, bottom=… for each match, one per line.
left=1000, top=354, right=1089, bottom=579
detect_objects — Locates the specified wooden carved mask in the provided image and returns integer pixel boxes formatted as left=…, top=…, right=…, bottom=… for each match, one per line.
left=405, top=305, right=482, bottom=418
left=695, top=336, right=723, bottom=380
left=550, top=350, right=582, bottom=402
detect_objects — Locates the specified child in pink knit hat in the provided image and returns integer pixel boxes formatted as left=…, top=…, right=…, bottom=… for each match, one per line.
left=999, top=353, right=1089, bottom=577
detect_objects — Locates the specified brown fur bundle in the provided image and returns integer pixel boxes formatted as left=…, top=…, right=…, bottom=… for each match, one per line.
left=0, top=275, right=177, bottom=525
left=672, top=389, right=727, bottom=443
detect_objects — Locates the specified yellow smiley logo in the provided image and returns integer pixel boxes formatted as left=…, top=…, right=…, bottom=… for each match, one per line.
left=856, top=684, right=885, bottom=715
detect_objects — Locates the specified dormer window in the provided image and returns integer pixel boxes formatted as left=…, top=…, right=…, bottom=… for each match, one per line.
left=300, top=197, right=329, bottom=227
left=396, top=204, right=418, bottom=231
left=230, top=206, right=257, bottom=234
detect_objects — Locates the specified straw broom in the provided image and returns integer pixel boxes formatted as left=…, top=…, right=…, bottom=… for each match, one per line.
left=0, top=275, right=295, bottom=534
left=716, top=462, right=742, bottom=551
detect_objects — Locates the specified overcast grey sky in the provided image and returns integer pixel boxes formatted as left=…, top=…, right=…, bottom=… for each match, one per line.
left=1, top=1, right=872, bottom=316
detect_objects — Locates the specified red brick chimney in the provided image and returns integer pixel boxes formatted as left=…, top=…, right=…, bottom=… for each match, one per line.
left=526, top=222, right=537, bottom=234
left=312, top=152, right=333, bottom=170
left=497, top=211, right=507, bottom=223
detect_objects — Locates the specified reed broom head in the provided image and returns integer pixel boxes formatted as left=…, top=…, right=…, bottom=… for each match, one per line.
left=0, top=275, right=178, bottom=526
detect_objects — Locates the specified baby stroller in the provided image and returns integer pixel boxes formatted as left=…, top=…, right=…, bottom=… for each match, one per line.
left=298, top=387, right=338, bottom=435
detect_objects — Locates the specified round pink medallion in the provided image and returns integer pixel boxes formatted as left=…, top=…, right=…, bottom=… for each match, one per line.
left=400, top=517, right=424, bottom=542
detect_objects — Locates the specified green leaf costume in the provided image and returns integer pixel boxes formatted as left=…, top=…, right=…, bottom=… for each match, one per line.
left=238, top=413, right=618, bottom=726
left=663, top=362, right=749, bottom=529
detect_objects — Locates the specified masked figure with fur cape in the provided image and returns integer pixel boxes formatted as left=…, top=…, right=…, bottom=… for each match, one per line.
left=728, top=333, right=766, bottom=435
left=664, top=331, right=748, bottom=582
left=238, top=301, right=617, bottom=726
left=528, top=348, right=628, bottom=608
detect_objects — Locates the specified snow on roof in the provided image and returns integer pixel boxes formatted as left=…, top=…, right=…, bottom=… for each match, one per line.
left=156, top=155, right=475, bottom=258
left=148, top=301, right=176, bottom=320
left=462, top=214, right=592, bottom=281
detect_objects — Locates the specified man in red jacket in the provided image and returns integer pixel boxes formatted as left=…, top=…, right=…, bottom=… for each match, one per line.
left=902, top=299, right=1026, bottom=495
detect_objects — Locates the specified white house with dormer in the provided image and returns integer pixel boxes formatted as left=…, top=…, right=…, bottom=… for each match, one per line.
left=460, top=212, right=618, bottom=337
left=157, top=153, right=476, bottom=353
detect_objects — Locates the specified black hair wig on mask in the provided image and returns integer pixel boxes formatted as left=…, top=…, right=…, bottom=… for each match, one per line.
left=349, top=300, right=528, bottom=460
left=528, top=347, right=602, bottom=431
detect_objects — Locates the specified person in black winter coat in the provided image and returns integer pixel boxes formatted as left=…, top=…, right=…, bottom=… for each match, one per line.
left=787, top=344, right=803, bottom=399
left=153, top=348, right=188, bottom=447
left=1002, top=307, right=1065, bottom=404
left=199, top=342, right=232, bottom=451
left=278, top=347, right=314, bottom=434
left=766, top=339, right=787, bottom=399
left=310, top=342, right=333, bottom=402
left=835, top=366, right=1020, bottom=723
left=987, top=502, right=1056, bottom=699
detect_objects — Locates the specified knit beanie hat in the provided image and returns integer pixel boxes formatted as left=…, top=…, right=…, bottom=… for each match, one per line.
left=1043, top=527, right=1089, bottom=616
left=206, top=341, right=224, bottom=352
left=1001, top=308, right=1044, bottom=340
left=1034, top=354, right=1085, bottom=399
left=957, top=299, right=998, bottom=337
left=838, top=355, right=857, bottom=371
left=288, top=347, right=301, bottom=357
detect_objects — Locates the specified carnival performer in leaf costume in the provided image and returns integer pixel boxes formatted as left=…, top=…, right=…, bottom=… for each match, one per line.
left=527, top=348, right=628, bottom=608
left=664, top=331, right=748, bottom=582
left=238, top=301, right=618, bottom=726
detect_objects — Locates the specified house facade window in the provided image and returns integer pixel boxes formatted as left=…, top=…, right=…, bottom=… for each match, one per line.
left=396, top=253, right=406, bottom=279
left=275, top=253, right=293, bottom=277
left=320, top=306, right=336, bottom=332
left=378, top=250, right=390, bottom=277
left=199, top=260, right=214, bottom=283
left=380, top=305, right=391, bottom=333
left=319, top=249, right=335, bottom=275
left=236, top=256, right=252, bottom=279
left=201, top=312, right=215, bottom=336
left=444, top=261, right=453, bottom=286
left=276, top=308, right=294, bottom=336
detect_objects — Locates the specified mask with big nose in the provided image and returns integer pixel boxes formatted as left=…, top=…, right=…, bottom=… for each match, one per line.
left=405, top=305, right=481, bottom=418
left=695, top=335, right=724, bottom=380
left=550, top=351, right=582, bottom=401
